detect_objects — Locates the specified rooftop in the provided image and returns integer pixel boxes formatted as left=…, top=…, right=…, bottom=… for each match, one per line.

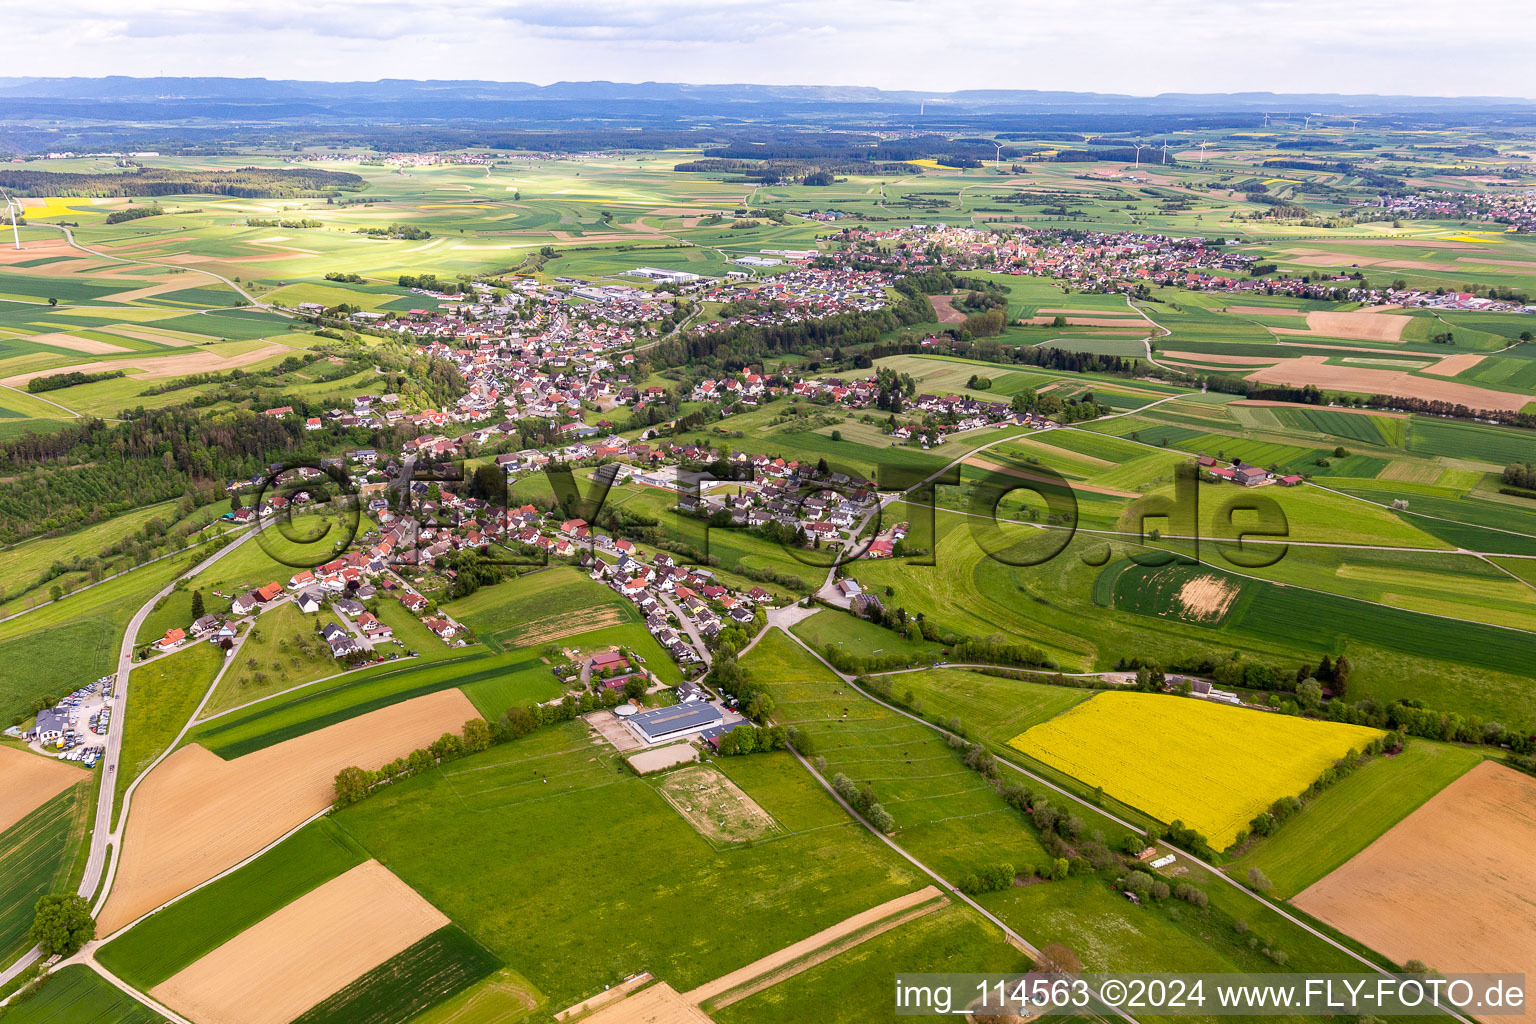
left=626, top=702, right=722, bottom=741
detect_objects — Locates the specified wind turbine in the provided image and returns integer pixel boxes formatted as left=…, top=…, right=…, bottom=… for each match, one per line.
left=0, top=189, right=19, bottom=250
left=1132, top=142, right=1150, bottom=168
left=994, top=142, right=1005, bottom=168
left=1160, top=139, right=1169, bottom=164
left=1261, top=112, right=1271, bottom=128
left=1197, top=140, right=1212, bottom=164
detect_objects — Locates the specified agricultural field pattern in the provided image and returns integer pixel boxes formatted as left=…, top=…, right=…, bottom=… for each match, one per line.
left=0, top=54, right=1534, bottom=1024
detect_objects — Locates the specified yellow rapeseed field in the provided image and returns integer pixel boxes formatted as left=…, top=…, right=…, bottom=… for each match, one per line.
left=1009, top=691, right=1385, bottom=850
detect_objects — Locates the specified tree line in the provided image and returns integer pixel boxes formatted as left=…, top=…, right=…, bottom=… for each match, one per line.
left=0, top=166, right=365, bottom=198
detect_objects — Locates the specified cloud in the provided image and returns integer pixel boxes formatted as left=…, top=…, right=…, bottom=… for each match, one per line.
left=12, top=0, right=1536, bottom=97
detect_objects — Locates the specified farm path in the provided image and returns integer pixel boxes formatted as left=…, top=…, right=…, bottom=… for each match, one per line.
left=0, top=380, right=78, bottom=418
left=770, top=680, right=1144, bottom=1024
left=0, top=525, right=262, bottom=993
left=814, top=390, right=1192, bottom=605
left=85, top=528, right=264, bottom=906
left=766, top=626, right=1481, bottom=1024
left=0, top=522, right=253, bottom=626
left=52, top=224, right=277, bottom=310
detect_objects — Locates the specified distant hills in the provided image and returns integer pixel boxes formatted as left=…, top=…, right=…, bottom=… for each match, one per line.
left=0, top=77, right=1531, bottom=114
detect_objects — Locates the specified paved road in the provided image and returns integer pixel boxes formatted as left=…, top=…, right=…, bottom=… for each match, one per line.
left=0, top=524, right=251, bottom=625
left=658, top=593, right=712, bottom=667
left=0, top=526, right=261, bottom=990
left=77, top=527, right=263, bottom=909
left=0, top=380, right=77, bottom=418
left=770, top=656, right=1144, bottom=1024
left=767, top=626, right=1478, bottom=1024
left=54, top=225, right=278, bottom=309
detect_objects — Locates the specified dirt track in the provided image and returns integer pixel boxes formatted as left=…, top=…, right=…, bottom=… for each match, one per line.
left=684, top=885, right=944, bottom=1005
left=581, top=983, right=717, bottom=1024
left=0, top=746, right=82, bottom=834
left=98, top=688, right=477, bottom=934
left=1294, top=762, right=1536, bottom=998
left=964, top=457, right=1140, bottom=499
left=152, top=860, right=447, bottom=1024
left=928, top=295, right=966, bottom=323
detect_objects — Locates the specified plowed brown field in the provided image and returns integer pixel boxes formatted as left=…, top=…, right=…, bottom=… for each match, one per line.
left=98, top=688, right=476, bottom=934
left=0, top=746, right=82, bottom=834
left=1294, top=761, right=1536, bottom=989
left=152, top=860, right=447, bottom=1024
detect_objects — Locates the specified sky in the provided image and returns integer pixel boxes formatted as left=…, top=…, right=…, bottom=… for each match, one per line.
left=11, top=0, right=1536, bottom=98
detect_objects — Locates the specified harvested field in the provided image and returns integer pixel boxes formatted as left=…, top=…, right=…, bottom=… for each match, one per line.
left=1024, top=315, right=1148, bottom=327
left=0, top=241, right=82, bottom=265
left=1162, top=351, right=1282, bottom=366
left=104, top=279, right=212, bottom=303
left=152, top=860, right=448, bottom=1024
left=654, top=765, right=782, bottom=844
left=1224, top=305, right=1306, bottom=316
left=0, top=343, right=288, bottom=386
left=1423, top=353, right=1487, bottom=377
left=629, top=744, right=700, bottom=776
left=0, top=746, right=81, bottom=834
left=25, top=333, right=131, bottom=355
left=98, top=688, right=477, bottom=934
left=684, top=886, right=945, bottom=1007
left=928, top=295, right=965, bottom=323
left=1293, top=761, right=1536, bottom=985
left=1175, top=573, right=1240, bottom=622
left=1272, top=310, right=1412, bottom=342
left=581, top=982, right=717, bottom=1024
left=1458, top=257, right=1536, bottom=268
left=1283, top=251, right=1457, bottom=272
left=1243, top=356, right=1530, bottom=413
left=507, top=606, right=624, bottom=647
left=100, top=325, right=204, bottom=347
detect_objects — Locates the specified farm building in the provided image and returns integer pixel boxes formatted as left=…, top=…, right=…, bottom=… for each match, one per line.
left=623, top=703, right=723, bottom=746
left=31, top=708, right=69, bottom=744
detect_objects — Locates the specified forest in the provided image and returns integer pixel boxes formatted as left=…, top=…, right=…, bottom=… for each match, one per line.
left=0, top=166, right=366, bottom=198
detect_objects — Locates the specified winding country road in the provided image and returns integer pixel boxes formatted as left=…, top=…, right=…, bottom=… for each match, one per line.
left=0, top=525, right=262, bottom=991
left=51, top=225, right=276, bottom=309
left=762, top=624, right=1479, bottom=1024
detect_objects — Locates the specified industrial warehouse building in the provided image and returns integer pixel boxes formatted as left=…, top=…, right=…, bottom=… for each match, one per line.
left=623, top=702, right=723, bottom=745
